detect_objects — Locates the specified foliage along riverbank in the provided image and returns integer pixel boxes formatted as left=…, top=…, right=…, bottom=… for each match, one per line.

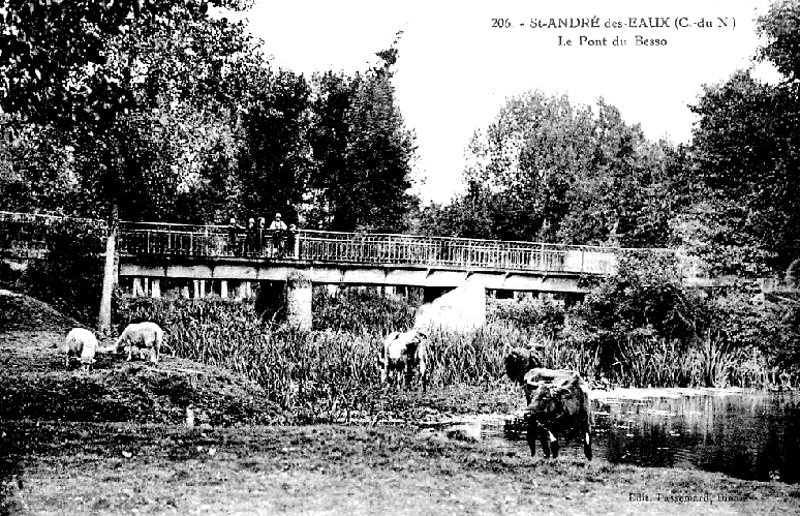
left=113, top=261, right=798, bottom=424
left=3, top=282, right=800, bottom=515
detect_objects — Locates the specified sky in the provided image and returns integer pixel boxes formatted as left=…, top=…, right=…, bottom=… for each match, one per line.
left=237, top=0, right=777, bottom=203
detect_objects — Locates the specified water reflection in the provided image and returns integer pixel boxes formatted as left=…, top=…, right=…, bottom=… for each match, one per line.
left=420, top=391, right=800, bottom=483
left=591, top=391, right=800, bottom=483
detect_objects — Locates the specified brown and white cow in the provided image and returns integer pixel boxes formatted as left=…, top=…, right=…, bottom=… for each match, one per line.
left=62, top=328, right=99, bottom=371
left=115, top=322, right=164, bottom=364
left=522, top=368, right=592, bottom=460
left=379, top=329, right=429, bottom=390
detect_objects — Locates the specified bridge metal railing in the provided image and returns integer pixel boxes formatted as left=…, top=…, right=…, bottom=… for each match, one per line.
left=118, top=222, right=619, bottom=275
left=0, top=211, right=107, bottom=257
left=0, top=212, right=621, bottom=275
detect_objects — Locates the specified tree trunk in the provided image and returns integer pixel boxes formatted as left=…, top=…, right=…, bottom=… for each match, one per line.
left=98, top=203, right=119, bottom=336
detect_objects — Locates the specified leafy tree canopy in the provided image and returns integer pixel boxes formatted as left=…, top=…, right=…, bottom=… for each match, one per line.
left=422, top=92, right=684, bottom=247
left=688, top=0, right=800, bottom=275
left=308, top=41, right=418, bottom=232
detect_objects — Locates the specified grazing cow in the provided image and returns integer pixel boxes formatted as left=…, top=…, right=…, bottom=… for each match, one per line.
left=523, top=368, right=592, bottom=460
left=379, top=329, right=429, bottom=389
left=62, top=328, right=99, bottom=371
left=115, top=322, right=164, bottom=363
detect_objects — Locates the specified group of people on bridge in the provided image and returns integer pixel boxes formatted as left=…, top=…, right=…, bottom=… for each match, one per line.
left=228, top=212, right=298, bottom=258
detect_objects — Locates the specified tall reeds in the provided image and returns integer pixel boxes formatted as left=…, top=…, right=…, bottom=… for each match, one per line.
left=116, top=298, right=528, bottom=420
left=115, top=290, right=786, bottom=422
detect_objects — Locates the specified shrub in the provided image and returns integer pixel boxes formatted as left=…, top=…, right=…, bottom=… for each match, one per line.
left=487, top=296, right=565, bottom=337
left=563, top=250, right=797, bottom=387
left=22, top=228, right=105, bottom=324
left=312, top=288, right=416, bottom=335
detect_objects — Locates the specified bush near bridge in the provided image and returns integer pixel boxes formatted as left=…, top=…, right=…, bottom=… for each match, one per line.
left=562, top=251, right=800, bottom=388
left=1, top=218, right=106, bottom=324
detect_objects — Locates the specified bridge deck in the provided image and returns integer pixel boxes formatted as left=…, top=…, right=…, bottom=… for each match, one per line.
left=1, top=211, right=621, bottom=278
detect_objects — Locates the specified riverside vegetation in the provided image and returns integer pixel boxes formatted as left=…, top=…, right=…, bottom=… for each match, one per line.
left=111, top=252, right=798, bottom=424
left=3, top=270, right=800, bottom=514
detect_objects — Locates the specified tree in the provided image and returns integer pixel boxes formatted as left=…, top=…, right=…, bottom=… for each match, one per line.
left=757, top=0, right=800, bottom=83
left=1, top=0, right=258, bottom=332
left=427, top=92, right=681, bottom=246
left=688, top=0, right=800, bottom=275
left=309, top=42, right=418, bottom=232
left=236, top=69, right=313, bottom=224
left=0, top=122, right=84, bottom=214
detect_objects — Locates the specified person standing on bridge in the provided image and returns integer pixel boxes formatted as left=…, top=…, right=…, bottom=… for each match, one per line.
left=269, top=213, right=288, bottom=257
left=245, top=218, right=256, bottom=256
left=256, top=217, right=266, bottom=255
left=287, top=223, right=298, bottom=259
left=228, top=216, right=244, bottom=257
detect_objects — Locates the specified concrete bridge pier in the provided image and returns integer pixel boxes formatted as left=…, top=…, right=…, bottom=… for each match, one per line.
left=231, top=282, right=243, bottom=300
left=286, top=272, right=312, bottom=331
left=192, top=280, right=208, bottom=299
left=253, top=276, right=312, bottom=330
left=132, top=278, right=145, bottom=297
left=415, top=277, right=487, bottom=332
left=230, top=281, right=249, bottom=300
left=131, top=277, right=161, bottom=298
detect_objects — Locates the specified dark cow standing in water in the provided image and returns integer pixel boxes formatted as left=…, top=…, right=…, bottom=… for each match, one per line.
left=522, top=368, right=592, bottom=460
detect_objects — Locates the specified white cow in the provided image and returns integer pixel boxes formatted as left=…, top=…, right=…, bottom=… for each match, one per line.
left=115, top=322, right=164, bottom=363
left=62, top=328, right=99, bottom=371
left=379, top=329, right=429, bottom=390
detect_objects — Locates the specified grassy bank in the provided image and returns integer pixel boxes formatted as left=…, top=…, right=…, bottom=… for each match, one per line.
left=4, top=421, right=799, bottom=515
left=3, top=289, right=800, bottom=515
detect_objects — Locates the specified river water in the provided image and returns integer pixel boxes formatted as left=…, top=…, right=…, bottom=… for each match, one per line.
left=441, top=389, right=800, bottom=484
left=590, top=389, right=800, bottom=483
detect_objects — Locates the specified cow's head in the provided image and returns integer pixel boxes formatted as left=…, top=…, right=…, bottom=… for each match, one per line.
left=114, top=335, right=127, bottom=354
left=96, top=337, right=119, bottom=355
left=505, top=348, right=532, bottom=385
